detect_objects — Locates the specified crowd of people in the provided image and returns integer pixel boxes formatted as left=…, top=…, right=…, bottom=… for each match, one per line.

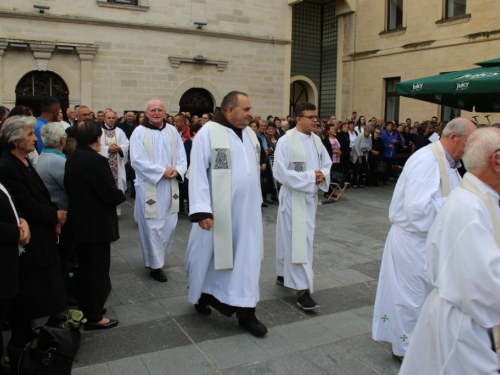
left=1, top=96, right=499, bottom=373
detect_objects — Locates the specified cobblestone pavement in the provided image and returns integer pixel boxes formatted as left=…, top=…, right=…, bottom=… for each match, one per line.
left=29, top=185, right=403, bottom=374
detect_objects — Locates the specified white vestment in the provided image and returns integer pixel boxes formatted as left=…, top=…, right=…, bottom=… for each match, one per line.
left=400, top=173, right=500, bottom=375
left=273, top=131, right=332, bottom=292
left=130, top=124, right=187, bottom=269
left=100, top=126, right=129, bottom=215
left=184, top=122, right=263, bottom=307
left=372, top=142, right=461, bottom=356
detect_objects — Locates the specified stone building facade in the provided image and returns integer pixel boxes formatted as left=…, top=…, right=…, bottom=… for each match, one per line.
left=336, top=0, right=500, bottom=123
left=0, top=0, right=290, bottom=116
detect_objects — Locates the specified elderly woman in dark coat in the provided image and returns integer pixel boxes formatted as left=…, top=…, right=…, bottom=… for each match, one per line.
left=0, top=115, right=67, bottom=348
left=65, top=120, right=125, bottom=330
left=0, top=181, right=30, bottom=372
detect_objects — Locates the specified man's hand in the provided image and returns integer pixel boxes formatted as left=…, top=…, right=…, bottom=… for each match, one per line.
left=391, top=139, right=398, bottom=144
left=109, top=144, right=121, bottom=153
left=55, top=223, right=62, bottom=236
left=164, top=167, right=179, bottom=180
left=199, top=218, right=213, bottom=231
left=389, top=144, right=394, bottom=149
left=57, top=210, right=67, bottom=226
left=357, top=156, right=363, bottom=164
left=260, top=163, right=266, bottom=171
left=315, top=170, right=325, bottom=185
left=18, top=218, right=30, bottom=246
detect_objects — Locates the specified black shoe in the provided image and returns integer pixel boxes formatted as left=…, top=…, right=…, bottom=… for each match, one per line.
left=150, top=269, right=167, bottom=282
left=261, top=202, right=268, bottom=208
left=83, top=319, right=119, bottom=331
left=276, top=276, right=284, bottom=286
left=297, top=291, right=320, bottom=311
left=238, top=315, right=267, bottom=337
left=194, top=304, right=211, bottom=315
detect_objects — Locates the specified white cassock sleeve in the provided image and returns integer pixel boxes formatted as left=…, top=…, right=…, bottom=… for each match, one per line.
left=318, top=143, right=332, bottom=192
left=171, top=127, right=187, bottom=182
left=273, top=136, right=317, bottom=194
left=188, top=127, right=213, bottom=214
left=398, top=157, right=442, bottom=233
left=116, top=127, right=130, bottom=163
left=130, top=126, right=165, bottom=185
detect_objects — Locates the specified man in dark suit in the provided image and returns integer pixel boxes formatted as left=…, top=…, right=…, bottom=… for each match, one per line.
left=65, top=120, right=126, bottom=330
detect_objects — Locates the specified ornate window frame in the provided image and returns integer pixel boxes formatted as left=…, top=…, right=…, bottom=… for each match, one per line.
left=96, top=0, right=149, bottom=12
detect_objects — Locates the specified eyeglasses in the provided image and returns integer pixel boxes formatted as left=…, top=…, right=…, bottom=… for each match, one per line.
left=300, top=115, right=319, bottom=120
left=148, top=109, right=165, bottom=113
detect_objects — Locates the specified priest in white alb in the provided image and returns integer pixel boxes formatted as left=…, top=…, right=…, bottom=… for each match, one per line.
left=400, top=127, right=500, bottom=375
left=130, top=100, right=187, bottom=283
left=273, top=102, right=332, bottom=310
left=184, top=91, right=267, bottom=337
left=372, top=118, right=476, bottom=360
left=99, top=110, right=129, bottom=216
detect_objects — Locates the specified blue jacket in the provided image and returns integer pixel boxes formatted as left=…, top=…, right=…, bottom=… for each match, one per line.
left=35, top=117, right=49, bottom=153
left=380, top=129, right=400, bottom=158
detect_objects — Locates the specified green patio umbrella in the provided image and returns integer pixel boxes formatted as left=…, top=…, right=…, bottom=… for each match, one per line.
left=396, top=60, right=500, bottom=112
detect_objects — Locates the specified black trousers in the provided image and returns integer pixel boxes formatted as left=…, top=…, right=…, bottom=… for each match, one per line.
left=352, top=159, right=368, bottom=186
left=198, top=293, right=255, bottom=319
left=76, top=243, right=111, bottom=323
left=0, top=299, right=9, bottom=356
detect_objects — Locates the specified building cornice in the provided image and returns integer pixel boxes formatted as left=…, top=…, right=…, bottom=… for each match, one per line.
left=0, top=10, right=291, bottom=46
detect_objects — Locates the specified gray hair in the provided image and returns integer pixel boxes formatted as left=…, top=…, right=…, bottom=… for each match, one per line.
left=0, top=115, right=36, bottom=150
left=364, top=125, right=373, bottom=133
left=77, top=105, right=89, bottom=115
left=41, top=122, right=66, bottom=148
left=463, top=127, right=500, bottom=170
left=442, top=117, right=474, bottom=138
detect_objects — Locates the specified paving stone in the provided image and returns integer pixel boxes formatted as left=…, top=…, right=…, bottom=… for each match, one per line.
left=175, top=311, right=243, bottom=343
left=112, top=300, right=168, bottom=326
left=141, top=344, right=215, bottom=375
left=159, top=295, right=194, bottom=316
left=110, top=272, right=154, bottom=305
left=75, top=318, right=190, bottom=367
left=198, top=334, right=269, bottom=369
left=107, top=356, right=150, bottom=375
left=255, top=298, right=308, bottom=328
left=351, top=280, right=378, bottom=300
left=349, top=260, right=382, bottom=279
left=272, top=319, right=341, bottom=351
left=336, top=334, right=401, bottom=375
left=315, top=310, right=372, bottom=339
left=109, top=255, right=132, bottom=276
left=329, top=268, right=374, bottom=285
left=350, top=305, right=375, bottom=324
left=72, top=364, right=111, bottom=375
left=104, top=289, right=122, bottom=308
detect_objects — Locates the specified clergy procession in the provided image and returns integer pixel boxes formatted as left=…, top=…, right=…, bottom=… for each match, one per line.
left=1, top=91, right=500, bottom=374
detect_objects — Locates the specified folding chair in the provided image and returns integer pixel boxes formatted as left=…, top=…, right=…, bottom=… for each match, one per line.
left=328, top=181, right=349, bottom=202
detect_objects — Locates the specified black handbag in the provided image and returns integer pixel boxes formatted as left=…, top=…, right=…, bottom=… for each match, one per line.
left=332, top=169, right=346, bottom=185
left=11, top=346, right=73, bottom=375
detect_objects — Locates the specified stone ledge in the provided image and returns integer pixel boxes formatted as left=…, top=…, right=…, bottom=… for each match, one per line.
left=169, top=56, right=228, bottom=72
left=436, top=13, right=471, bottom=27
left=96, top=0, right=149, bottom=11
left=379, top=27, right=406, bottom=38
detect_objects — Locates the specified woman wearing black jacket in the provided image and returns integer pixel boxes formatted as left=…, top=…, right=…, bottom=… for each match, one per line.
left=65, top=120, right=126, bottom=330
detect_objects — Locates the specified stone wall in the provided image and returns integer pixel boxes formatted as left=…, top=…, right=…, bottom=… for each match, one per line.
left=0, top=0, right=288, bottom=116
left=339, top=0, right=500, bottom=123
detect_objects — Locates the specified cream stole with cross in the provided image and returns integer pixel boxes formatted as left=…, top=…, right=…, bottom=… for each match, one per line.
left=143, top=125, right=179, bottom=219
left=208, top=122, right=261, bottom=270
left=429, top=142, right=452, bottom=197
left=287, top=128, right=323, bottom=264
left=460, top=176, right=500, bottom=364
left=100, top=128, right=119, bottom=186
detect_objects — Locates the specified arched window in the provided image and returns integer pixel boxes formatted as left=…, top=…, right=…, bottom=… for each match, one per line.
left=290, top=81, right=309, bottom=116
left=15, top=71, right=69, bottom=117
left=179, top=88, right=214, bottom=117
